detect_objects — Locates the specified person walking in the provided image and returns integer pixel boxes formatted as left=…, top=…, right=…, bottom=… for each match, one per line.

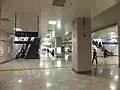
left=92, top=49, right=98, bottom=64
left=51, top=49, right=55, bottom=57
left=104, top=49, right=107, bottom=58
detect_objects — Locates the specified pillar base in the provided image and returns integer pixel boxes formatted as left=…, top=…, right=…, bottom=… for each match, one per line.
left=72, top=68, right=92, bottom=74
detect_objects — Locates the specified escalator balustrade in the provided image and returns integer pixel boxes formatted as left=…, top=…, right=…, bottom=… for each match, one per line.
left=92, top=40, right=113, bottom=56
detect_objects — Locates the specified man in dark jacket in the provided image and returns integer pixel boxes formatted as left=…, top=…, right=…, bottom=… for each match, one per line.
left=92, top=49, right=98, bottom=64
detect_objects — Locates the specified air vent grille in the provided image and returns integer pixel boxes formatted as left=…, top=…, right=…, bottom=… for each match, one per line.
left=53, top=0, right=66, bottom=7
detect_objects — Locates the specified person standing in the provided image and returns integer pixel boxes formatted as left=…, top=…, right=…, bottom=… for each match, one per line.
left=92, top=49, right=98, bottom=64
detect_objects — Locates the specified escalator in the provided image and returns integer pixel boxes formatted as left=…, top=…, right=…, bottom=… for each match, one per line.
left=15, top=31, right=40, bottom=59
left=92, top=40, right=113, bottom=56
left=25, top=37, right=40, bottom=59
left=16, top=37, right=31, bottom=58
left=16, top=37, right=40, bottom=59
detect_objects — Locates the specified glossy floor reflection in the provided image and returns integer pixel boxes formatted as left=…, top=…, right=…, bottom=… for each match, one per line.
left=0, top=67, right=120, bottom=90
left=0, top=54, right=72, bottom=69
left=0, top=55, right=119, bottom=89
left=97, top=56, right=118, bottom=65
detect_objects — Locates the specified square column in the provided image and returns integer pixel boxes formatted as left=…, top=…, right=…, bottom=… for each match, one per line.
left=72, top=17, right=92, bottom=73
left=118, top=25, right=120, bottom=67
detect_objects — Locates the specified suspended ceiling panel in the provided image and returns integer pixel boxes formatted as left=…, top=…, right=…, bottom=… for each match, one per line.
left=53, top=0, right=66, bottom=6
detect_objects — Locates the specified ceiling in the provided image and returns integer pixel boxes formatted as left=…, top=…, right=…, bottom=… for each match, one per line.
left=92, top=25, right=118, bottom=39
left=0, top=0, right=119, bottom=38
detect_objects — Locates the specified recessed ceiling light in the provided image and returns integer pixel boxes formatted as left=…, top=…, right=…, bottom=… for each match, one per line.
left=14, top=28, right=22, bottom=31
left=48, top=21, right=57, bottom=25
left=109, top=32, right=115, bottom=35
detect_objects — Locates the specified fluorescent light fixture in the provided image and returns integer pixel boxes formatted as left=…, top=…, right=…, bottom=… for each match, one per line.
left=48, top=21, right=57, bottom=25
left=14, top=28, right=22, bottom=31
left=109, top=32, right=115, bottom=35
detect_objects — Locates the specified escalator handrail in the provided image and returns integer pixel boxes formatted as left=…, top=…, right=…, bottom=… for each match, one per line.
left=24, top=44, right=31, bottom=58
left=92, top=40, right=113, bottom=55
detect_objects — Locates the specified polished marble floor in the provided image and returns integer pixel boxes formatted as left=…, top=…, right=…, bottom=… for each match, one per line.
left=0, top=54, right=118, bottom=70
left=0, top=54, right=72, bottom=69
left=0, top=67, right=120, bottom=90
left=0, top=55, right=119, bottom=90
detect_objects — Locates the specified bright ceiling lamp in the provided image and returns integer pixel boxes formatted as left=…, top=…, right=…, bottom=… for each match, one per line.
left=14, top=28, right=22, bottom=31
left=48, top=20, right=57, bottom=25
left=109, top=32, right=115, bottom=35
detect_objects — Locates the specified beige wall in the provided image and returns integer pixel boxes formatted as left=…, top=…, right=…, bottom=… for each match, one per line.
left=0, top=30, right=13, bottom=63
left=91, top=0, right=119, bottom=17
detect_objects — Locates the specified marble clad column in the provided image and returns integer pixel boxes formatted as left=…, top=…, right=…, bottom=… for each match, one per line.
left=72, top=17, right=92, bottom=73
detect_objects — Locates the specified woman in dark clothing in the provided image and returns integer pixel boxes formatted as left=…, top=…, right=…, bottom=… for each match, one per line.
left=92, top=49, right=98, bottom=64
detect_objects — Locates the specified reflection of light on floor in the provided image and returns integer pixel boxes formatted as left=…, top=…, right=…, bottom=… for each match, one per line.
left=45, top=71, right=50, bottom=76
left=109, top=85, right=116, bottom=90
left=39, top=61, right=44, bottom=67
left=44, top=63, right=49, bottom=68
left=109, top=82, right=117, bottom=90
left=57, top=61, right=61, bottom=67
left=114, top=75, right=119, bottom=79
left=110, top=71, right=113, bottom=75
left=46, top=82, right=52, bottom=88
left=65, top=54, right=69, bottom=60
left=18, top=79, right=22, bottom=83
